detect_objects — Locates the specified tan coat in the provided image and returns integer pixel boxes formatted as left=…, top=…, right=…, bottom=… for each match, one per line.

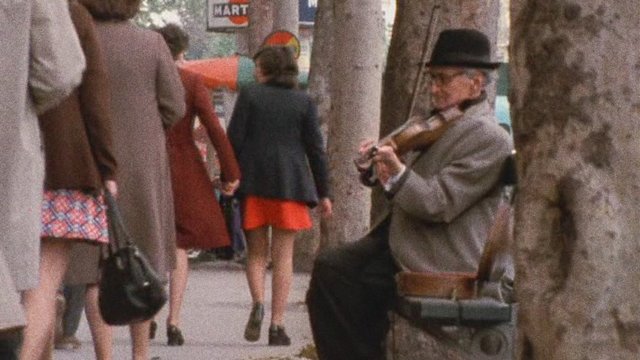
left=0, top=0, right=85, bottom=297
left=67, top=20, right=185, bottom=283
left=382, top=100, right=513, bottom=273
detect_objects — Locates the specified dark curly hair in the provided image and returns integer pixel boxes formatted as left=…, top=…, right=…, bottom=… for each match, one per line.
left=253, top=46, right=299, bottom=89
left=78, top=0, right=142, bottom=21
left=155, top=24, right=190, bottom=60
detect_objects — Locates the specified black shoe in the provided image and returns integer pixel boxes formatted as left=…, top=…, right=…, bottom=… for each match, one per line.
left=149, top=320, right=157, bottom=340
left=243, top=303, right=264, bottom=342
left=167, top=325, right=184, bottom=346
left=268, top=325, right=291, bottom=346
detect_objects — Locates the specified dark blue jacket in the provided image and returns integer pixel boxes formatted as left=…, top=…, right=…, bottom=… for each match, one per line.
left=227, top=83, right=329, bottom=207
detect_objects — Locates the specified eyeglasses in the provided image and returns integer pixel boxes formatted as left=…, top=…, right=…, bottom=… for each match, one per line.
left=427, top=71, right=466, bottom=86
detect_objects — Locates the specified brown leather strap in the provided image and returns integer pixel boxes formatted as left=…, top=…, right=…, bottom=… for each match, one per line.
left=396, top=271, right=477, bottom=299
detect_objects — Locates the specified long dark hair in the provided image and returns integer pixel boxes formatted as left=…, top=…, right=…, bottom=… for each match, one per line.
left=253, top=46, right=299, bottom=89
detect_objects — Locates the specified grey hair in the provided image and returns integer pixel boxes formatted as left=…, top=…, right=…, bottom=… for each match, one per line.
left=462, top=68, right=494, bottom=87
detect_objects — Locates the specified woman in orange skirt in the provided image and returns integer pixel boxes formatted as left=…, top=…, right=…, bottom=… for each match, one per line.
left=228, top=46, right=332, bottom=346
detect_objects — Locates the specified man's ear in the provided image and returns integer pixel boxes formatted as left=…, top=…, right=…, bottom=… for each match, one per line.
left=472, top=73, right=486, bottom=92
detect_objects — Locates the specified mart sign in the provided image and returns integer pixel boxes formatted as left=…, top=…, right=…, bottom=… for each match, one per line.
left=207, top=0, right=249, bottom=32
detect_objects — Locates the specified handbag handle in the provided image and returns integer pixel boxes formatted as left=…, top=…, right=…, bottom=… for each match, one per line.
left=103, top=191, right=134, bottom=255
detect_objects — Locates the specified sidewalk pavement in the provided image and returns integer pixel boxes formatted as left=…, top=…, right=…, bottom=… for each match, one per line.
left=54, top=261, right=317, bottom=360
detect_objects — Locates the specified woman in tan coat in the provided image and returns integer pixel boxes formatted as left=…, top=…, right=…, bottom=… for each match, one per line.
left=78, top=0, right=185, bottom=359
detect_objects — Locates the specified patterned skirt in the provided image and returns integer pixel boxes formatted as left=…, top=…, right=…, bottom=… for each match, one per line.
left=41, top=189, right=108, bottom=244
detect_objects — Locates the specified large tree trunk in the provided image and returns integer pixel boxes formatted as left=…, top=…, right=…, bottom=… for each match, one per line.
left=294, top=0, right=334, bottom=271
left=273, top=0, right=299, bottom=36
left=323, top=1, right=385, bottom=247
left=236, top=0, right=273, bottom=56
left=376, top=0, right=500, bottom=217
left=511, top=2, right=640, bottom=359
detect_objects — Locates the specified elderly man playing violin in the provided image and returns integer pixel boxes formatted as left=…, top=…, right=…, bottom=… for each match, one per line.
left=306, top=28, right=513, bottom=360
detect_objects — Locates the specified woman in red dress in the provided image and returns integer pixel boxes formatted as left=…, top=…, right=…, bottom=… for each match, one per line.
left=156, top=24, right=241, bottom=346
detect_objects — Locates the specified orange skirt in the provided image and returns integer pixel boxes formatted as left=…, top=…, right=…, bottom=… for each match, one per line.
left=242, top=196, right=312, bottom=231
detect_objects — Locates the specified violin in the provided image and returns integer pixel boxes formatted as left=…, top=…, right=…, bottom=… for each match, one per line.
left=353, top=107, right=464, bottom=185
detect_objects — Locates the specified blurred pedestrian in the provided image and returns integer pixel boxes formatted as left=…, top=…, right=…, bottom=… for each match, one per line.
left=0, top=0, right=85, bottom=358
left=154, top=23, right=241, bottom=346
left=54, top=284, right=86, bottom=350
left=78, top=0, right=185, bottom=358
left=19, top=1, right=118, bottom=359
left=227, top=46, right=332, bottom=346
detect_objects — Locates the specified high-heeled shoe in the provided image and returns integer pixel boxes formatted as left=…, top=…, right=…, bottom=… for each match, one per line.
left=149, top=320, right=157, bottom=340
left=167, top=325, right=185, bottom=346
left=268, top=325, right=291, bottom=346
left=243, top=302, right=264, bottom=342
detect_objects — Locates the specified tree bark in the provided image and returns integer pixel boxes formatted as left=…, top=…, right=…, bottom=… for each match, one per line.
left=236, top=0, right=273, bottom=56
left=273, top=0, right=299, bottom=36
left=324, top=1, right=385, bottom=247
left=511, top=2, right=640, bottom=359
left=294, top=0, right=333, bottom=271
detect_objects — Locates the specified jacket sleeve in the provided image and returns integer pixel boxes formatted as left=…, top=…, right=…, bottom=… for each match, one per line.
left=155, top=34, right=185, bottom=128
left=390, top=122, right=512, bottom=223
left=301, top=97, right=330, bottom=199
left=192, top=74, right=241, bottom=182
left=71, top=2, right=117, bottom=182
left=227, top=88, right=249, bottom=157
left=29, top=0, right=86, bottom=114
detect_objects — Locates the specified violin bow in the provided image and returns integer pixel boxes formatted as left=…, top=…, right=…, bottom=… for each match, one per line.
left=406, top=4, right=441, bottom=120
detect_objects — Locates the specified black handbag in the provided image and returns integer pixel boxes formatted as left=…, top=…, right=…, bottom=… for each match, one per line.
left=98, top=191, right=167, bottom=326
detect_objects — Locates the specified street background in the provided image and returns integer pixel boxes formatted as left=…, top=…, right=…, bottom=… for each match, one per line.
left=55, top=261, right=316, bottom=360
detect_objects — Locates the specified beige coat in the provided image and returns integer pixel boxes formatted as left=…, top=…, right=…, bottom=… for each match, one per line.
left=0, top=249, right=24, bottom=331
left=66, top=20, right=185, bottom=283
left=0, top=0, right=84, bottom=297
left=382, top=100, right=513, bottom=273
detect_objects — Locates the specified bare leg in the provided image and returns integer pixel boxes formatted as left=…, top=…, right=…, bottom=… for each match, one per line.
left=38, top=327, right=54, bottom=360
left=245, top=226, right=270, bottom=304
left=269, top=229, right=296, bottom=326
left=130, top=321, right=150, bottom=360
left=167, top=248, right=189, bottom=327
left=20, top=239, right=71, bottom=360
left=85, top=285, right=112, bottom=360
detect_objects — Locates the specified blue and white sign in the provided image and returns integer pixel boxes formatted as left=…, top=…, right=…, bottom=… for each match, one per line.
left=299, top=0, right=317, bottom=25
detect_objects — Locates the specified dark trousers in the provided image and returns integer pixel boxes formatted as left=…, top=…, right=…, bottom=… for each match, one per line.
left=306, top=219, right=398, bottom=360
left=62, top=284, right=86, bottom=337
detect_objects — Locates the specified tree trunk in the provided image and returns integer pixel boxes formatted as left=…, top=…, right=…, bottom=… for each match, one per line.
left=236, top=0, right=273, bottom=56
left=294, top=0, right=334, bottom=271
left=324, top=1, right=385, bottom=247
left=376, top=0, right=500, bottom=217
left=511, top=2, right=640, bottom=359
left=273, top=0, right=299, bottom=36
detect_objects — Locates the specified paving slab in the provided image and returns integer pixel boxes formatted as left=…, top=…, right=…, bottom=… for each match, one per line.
left=54, top=261, right=316, bottom=360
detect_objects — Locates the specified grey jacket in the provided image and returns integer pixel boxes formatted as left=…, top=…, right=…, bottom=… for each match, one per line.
left=378, top=100, right=513, bottom=273
left=0, top=0, right=84, bottom=306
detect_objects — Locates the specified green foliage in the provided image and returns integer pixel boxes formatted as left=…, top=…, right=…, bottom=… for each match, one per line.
left=136, top=0, right=236, bottom=59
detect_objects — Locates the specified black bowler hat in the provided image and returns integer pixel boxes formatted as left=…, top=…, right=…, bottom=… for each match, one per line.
left=426, top=29, right=500, bottom=69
